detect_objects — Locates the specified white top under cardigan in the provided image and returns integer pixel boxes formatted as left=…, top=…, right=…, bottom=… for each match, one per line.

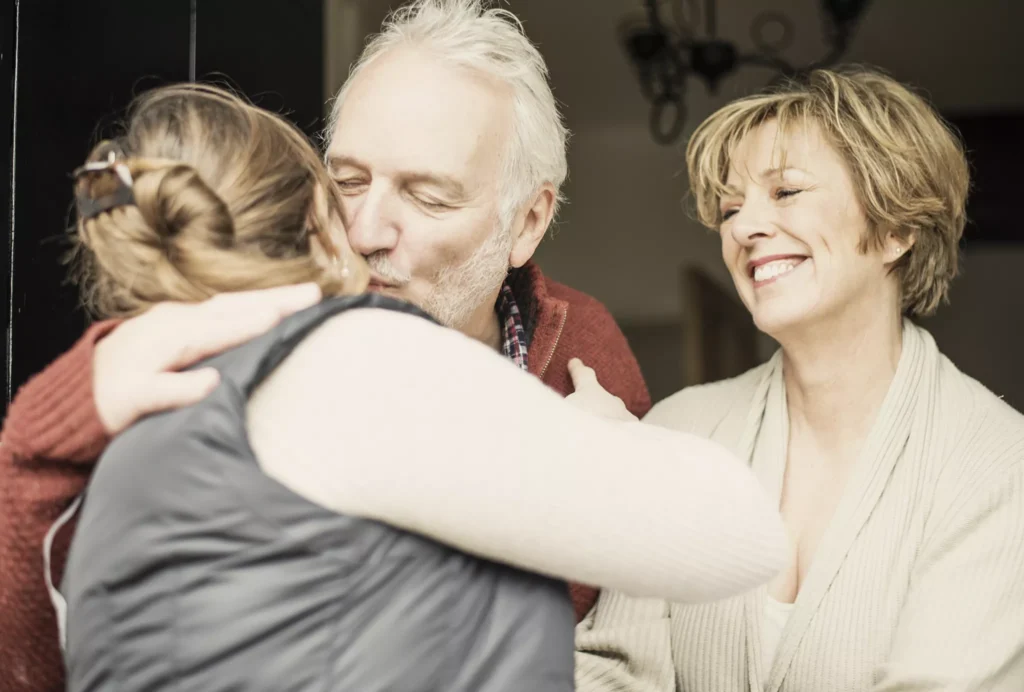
left=762, top=596, right=795, bottom=680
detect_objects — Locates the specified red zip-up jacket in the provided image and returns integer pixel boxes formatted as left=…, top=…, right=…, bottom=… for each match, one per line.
left=0, top=261, right=651, bottom=692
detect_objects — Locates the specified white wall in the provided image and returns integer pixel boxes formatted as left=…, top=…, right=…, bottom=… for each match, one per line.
left=533, top=121, right=727, bottom=322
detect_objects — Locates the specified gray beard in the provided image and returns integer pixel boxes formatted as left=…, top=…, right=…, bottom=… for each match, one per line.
left=419, top=225, right=515, bottom=330
left=364, top=225, right=514, bottom=330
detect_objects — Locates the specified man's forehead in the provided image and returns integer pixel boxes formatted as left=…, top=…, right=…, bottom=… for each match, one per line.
left=326, top=136, right=471, bottom=184
left=328, top=49, right=510, bottom=179
left=327, top=151, right=467, bottom=196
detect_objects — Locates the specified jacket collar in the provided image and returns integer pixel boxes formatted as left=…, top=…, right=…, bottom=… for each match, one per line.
left=506, top=261, right=569, bottom=381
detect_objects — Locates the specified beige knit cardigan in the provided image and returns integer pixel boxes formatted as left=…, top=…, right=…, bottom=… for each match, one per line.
left=576, top=321, right=1024, bottom=692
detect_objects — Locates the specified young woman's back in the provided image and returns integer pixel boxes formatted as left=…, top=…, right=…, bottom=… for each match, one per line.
left=63, top=295, right=575, bottom=692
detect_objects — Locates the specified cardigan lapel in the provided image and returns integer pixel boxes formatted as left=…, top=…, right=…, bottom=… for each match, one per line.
left=743, top=359, right=789, bottom=691
left=703, top=355, right=782, bottom=692
left=764, top=323, right=927, bottom=692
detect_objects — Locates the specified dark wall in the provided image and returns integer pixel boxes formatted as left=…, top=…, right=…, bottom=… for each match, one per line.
left=2, top=0, right=15, bottom=404
left=948, top=113, right=1024, bottom=246
left=197, top=2, right=327, bottom=135
left=3, top=0, right=324, bottom=415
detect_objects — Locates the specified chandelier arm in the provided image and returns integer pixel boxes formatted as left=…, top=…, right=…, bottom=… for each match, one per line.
left=675, top=34, right=697, bottom=51
left=671, top=0, right=698, bottom=40
left=741, top=20, right=855, bottom=77
left=749, top=11, right=794, bottom=55
left=705, top=0, right=719, bottom=37
left=642, top=50, right=687, bottom=104
left=672, top=37, right=694, bottom=70
left=644, top=0, right=667, bottom=32
left=650, top=95, right=687, bottom=145
left=624, top=0, right=871, bottom=145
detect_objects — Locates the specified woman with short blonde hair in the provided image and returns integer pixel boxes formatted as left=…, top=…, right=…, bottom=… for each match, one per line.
left=576, top=67, right=1024, bottom=692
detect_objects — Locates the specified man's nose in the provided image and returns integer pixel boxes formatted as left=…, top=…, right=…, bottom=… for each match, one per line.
left=344, top=187, right=400, bottom=257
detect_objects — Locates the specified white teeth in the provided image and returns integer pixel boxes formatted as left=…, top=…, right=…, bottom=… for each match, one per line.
left=753, top=259, right=800, bottom=283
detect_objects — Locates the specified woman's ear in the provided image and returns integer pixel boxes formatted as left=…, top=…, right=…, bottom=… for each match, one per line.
left=884, top=231, right=915, bottom=264
left=309, top=183, right=369, bottom=293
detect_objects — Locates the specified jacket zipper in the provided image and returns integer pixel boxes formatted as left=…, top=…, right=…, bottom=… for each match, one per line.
left=539, top=306, right=568, bottom=380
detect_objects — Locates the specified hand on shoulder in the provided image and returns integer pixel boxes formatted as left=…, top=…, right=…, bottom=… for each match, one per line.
left=565, top=359, right=637, bottom=422
left=94, top=284, right=322, bottom=434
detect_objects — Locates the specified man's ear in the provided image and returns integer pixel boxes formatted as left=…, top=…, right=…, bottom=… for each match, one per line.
left=509, top=183, right=556, bottom=268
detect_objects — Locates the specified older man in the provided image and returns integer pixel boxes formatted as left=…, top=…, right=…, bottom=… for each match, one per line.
left=0, top=1, right=650, bottom=691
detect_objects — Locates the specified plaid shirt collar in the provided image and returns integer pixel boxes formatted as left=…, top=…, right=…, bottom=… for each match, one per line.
left=496, top=279, right=529, bottom=371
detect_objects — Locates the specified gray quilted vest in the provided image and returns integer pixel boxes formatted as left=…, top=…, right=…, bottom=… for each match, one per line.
left=58, top=293, right=575, bottom=692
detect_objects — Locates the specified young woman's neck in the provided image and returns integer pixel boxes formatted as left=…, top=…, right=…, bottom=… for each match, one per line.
left=778, top=298, right=904, bottom=454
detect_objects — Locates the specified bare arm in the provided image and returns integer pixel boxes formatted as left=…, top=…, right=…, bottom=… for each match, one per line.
left=250, top=308, right=787, bottom=603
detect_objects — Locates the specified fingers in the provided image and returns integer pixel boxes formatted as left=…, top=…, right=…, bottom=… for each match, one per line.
left=93, top=284, right=324, bottom=434
left=136, top=368, right=222, bottom=419
left=170, top=284, right=323, bottom=368
left=568, top=358, right=599, bottom=391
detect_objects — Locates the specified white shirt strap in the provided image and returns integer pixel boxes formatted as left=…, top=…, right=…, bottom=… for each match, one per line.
left=43, top=495, right=83, bottom=653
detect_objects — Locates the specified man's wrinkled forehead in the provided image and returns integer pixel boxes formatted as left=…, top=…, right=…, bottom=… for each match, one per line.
left=326, top=48, right=509, bottom=186
left=327, top=152, right=468, bottom=199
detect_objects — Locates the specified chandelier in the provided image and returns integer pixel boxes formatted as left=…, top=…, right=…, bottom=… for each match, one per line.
left=620, top=0, right=872, bottom=144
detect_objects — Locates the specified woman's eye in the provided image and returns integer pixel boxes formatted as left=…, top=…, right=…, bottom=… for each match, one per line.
left=722, top=208, right=739, bottom=221
left=775, top=188, right=801, bottom=200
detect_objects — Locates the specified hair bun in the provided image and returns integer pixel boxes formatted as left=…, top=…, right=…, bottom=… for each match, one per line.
left=135, top=164, right=235, bottom=244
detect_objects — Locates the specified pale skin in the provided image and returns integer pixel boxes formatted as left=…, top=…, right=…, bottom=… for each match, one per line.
left=245, top=304, right=786, bottom=602
left=718, top=120, right=911, bottom=602
left=94, top=47, right=567, bottom=435
left=92, top=284, right=325, bottom=434
left=94, top=298, right=621, bottom=437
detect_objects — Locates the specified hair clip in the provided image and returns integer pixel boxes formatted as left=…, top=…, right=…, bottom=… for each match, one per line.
left=72, top=150, right=136, bottom=220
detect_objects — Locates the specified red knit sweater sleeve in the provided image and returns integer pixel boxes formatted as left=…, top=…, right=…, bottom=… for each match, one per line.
left=0, top=319, right=120, bottom=692
left=538, top=289, right=653, bottom=420
left=533, top=281, right=653, bottom=622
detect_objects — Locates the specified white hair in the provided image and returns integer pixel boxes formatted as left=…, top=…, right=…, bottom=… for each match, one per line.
left=326, top=0, right=569, bottom=231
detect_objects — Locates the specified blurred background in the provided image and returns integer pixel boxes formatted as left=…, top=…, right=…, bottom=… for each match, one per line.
left=3, top=0, right=1023, bottom=416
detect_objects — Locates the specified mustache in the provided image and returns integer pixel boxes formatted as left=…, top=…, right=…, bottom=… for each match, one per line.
left=365, top=252, right=411, bottom=285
